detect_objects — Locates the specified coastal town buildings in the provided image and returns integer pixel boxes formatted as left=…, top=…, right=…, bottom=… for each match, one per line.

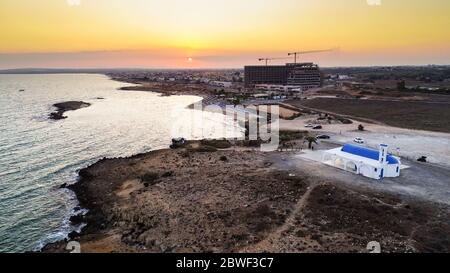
left=244, top=63, right=322, bottom=90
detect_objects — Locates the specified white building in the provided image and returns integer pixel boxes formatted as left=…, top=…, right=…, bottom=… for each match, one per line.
left=322, top=144, right=401, bottom=180
left=210, top=81, right=233, bottom=88
left=255, top=84, right=303, bottom=93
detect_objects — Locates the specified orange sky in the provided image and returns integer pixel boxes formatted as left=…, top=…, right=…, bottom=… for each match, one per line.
left=1, top=0, right=450, bottom=68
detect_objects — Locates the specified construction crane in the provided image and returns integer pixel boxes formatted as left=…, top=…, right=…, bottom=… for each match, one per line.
left=288, top=48, right=338, bottom=64
left=258, top=57, right=290, bottom=66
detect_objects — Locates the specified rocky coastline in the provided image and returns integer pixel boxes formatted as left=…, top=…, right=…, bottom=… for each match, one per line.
left=41, top=140, right=450, bottom=253
left=49, top=101, right=91, bottom=120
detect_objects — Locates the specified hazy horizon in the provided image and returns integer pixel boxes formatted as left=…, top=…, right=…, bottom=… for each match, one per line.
left=2, top=61, right=450, bottom=72
left=1, top=0, right=450, bottom=69
left=2, top=48, right=449, bottom=70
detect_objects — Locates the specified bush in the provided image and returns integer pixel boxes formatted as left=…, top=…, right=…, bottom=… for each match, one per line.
left=358, top=124, right=365, bottom=131
left=279, top=130, right=307, bottom=142
left=162, top=171, right=174, bottom=177
left=242, top=140, right=262, bottom=147
left=201, top=139, right=232, bottom=149
left=140, top=172, right=159, bottom=184
left=193, top=145, right=218, bottom=153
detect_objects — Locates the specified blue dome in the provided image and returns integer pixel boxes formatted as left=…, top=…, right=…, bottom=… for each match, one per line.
left=341, top=144, right=399, bottom=164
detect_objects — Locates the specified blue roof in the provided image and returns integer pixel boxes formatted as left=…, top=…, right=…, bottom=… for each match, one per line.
left=341, top=144, right=399, bottom=164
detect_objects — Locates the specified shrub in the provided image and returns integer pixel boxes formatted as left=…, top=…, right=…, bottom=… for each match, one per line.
left=279, top=130, right=307, bottom=142
left=193, top=145, right=218, bottom=153
left=140, top=172, right=159, bottom=184
left=242, top=140, right=262, bottom=147
left=201, top=139, right=232, bottom=149
left=162, top=171, right=174, bottom=177
left=338, top=117, right=353, bottom=124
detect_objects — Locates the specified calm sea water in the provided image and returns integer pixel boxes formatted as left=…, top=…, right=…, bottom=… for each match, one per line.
left=0, top=74, right=242, bottom=252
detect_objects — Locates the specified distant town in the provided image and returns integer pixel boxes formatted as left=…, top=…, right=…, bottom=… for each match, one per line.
left=3, top=65, right=450, bottom=132
left=4, top=64, right=449, bottom=96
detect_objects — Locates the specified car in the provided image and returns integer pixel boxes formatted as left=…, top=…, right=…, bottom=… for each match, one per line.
left=312, top=125, right=323, bottom=130
left=417, top=156, right=427, bottom=163
left=304, top=123, right=314, bottom=128
left=317, top=135, right=330, bottom=139
left=170, top=137, right=186, bottom=149
left=353, top=137, right=365, bottom=144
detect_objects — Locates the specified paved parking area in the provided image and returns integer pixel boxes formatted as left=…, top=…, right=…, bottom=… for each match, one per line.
left=270, top=151, right=450, bottom=205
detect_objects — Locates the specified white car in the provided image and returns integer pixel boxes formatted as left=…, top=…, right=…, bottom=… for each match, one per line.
left=304, top=123, right=314, bottom=128
left=353, top=137, right=365, bottom=144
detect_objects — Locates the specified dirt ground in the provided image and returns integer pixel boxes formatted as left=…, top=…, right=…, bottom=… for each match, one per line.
left=287, top=98, right=450, bottom=133
left=280, top=148, right=450, bottom=206
left=119, top=82, right=214, bottom=98
left=276, top=109, right=450, bottom=168
left=42, top=141, right=450, bottom=253
left=276, top=106, right=302, bottom=120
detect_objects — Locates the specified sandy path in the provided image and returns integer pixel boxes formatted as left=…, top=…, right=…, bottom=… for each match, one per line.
left=241, top=183, right=319, bottom=252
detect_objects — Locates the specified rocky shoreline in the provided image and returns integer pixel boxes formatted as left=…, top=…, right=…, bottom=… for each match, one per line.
left=41, top=140, right=450, bottom=253
left=107, top=75, right=215, bottom=98
left=49, top=101, right=91, bottom=120
left=39, top=79, right=450, bottom=253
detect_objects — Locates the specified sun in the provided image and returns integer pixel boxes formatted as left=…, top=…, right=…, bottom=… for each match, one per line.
left=188, top=57, right=193, bottom=62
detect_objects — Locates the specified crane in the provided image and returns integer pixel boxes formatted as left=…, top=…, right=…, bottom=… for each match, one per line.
left=288, top=48, right=338, bottom=64
left=258, top=57, right=291, bottom=66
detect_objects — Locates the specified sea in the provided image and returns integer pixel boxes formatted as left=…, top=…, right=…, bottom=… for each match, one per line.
left=0, top=73, right=242, bottom=252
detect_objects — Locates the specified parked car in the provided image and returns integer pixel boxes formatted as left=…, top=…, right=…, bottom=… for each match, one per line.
left=170, top=137, right=186, bottom=149
left=304, top=123, right=314, bottom=128
left=317, top=135, right=330, bottom=139
left=353, top=137, right=365, bottom=144
left=417, top=156, right=427, bottom=163
left=312, top=125, right=323, bottom=130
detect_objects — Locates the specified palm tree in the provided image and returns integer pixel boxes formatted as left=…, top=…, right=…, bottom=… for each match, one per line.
left=304, top=136, right=318, bottom=149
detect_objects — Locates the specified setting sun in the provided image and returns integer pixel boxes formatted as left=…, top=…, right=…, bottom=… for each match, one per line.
left=0, top=0, right=450, bottom=68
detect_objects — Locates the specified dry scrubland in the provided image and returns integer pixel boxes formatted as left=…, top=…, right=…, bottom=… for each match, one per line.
left=41, top=80, right=450, bottom=253
left=289, top=98, right=450, bottom=133
left=43, top=141, right=450, bottom=253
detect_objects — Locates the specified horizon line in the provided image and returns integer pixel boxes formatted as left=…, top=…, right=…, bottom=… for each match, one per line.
left=1, top=63, right=450, bottom=73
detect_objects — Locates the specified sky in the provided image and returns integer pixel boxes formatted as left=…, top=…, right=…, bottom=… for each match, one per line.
left=1, top=0, right=450, bottom=69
